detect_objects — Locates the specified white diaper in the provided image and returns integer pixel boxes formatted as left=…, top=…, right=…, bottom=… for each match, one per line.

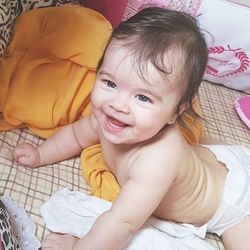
left=203, top=144, right=250, bottom=236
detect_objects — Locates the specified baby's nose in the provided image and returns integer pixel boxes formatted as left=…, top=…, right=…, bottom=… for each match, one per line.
left=109, top=96, right=129, bottom=113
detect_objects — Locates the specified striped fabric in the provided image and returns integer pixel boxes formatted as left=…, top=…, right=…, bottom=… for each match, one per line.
left=0, top=129, right=89, bottom=240
left=200, top=81, right=250, bottom=146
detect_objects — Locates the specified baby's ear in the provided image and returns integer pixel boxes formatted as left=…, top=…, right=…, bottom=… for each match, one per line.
left=169, top=104, right=186, bottom=124
left=178, top=103, right=188, bottom=115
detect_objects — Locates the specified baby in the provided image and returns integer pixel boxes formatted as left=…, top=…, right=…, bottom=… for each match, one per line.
left=13, top=7, right=250, bottom=250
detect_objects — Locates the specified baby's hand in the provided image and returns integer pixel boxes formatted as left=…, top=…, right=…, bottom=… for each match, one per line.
left=41, top=233, right=78, bottom=250
left=12, top=143, right=41, bottom=168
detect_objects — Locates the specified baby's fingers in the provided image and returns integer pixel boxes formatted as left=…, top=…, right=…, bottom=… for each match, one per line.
left=14, top=155, right=36, bottom=167
left=41, top=233, right=60, bottom=249
left=41, top=233, right=77, bottom=250
left=12, top=143, right=39, bottom=167
left=12, top=144, right=31, bottom=160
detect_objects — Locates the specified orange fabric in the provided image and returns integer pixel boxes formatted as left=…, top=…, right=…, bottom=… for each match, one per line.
left=81, top=144, right=120, bottom=202
left=0, top=4, right=112, bottom=138
left=180, top=98, right=204, bottom=144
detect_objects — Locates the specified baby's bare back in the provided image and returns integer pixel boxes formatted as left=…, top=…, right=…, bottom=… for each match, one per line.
left=153, top=144, right=228, bottom=226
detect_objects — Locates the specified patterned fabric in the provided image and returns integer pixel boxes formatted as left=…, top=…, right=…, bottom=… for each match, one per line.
left=199, top=82, right=250, bottom=146
left=0, top=81, right=249, bottom=249
left=199, top=0, right=250, bottom=93
left=0, top=200, right=20, bottom=250
left=122, top=0, right=202, bottom=21
left=0, top=0, right=79, bottom=57
left=0, top=127, right=90, bottom=240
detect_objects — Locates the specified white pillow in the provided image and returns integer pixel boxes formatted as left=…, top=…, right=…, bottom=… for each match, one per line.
left=123, top=0, right=250, bottom=93
left=198, top=0, right=250, bottom=93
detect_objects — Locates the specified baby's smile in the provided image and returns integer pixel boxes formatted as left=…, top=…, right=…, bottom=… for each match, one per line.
left=107, top=116, right=128, bottom=128
left=103, top=115, right=129, bottom=133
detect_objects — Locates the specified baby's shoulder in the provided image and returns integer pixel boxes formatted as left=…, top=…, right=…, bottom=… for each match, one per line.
left=144, top=125, right=186, bottom=151
left=136, top=127, right=187, bottom=167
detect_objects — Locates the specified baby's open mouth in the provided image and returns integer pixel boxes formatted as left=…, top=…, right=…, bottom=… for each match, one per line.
left=107, top=116, right=128, bottom=128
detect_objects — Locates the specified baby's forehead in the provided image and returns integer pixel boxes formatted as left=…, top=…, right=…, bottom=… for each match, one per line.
left=106, top=39, right=185, bottom=86
left=133, top=50, right=185, bottom=88
left=123, top=38, right=182, bottom=64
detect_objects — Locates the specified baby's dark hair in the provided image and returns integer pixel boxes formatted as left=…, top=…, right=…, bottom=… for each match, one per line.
left=97, top=7, right=208, bottom=126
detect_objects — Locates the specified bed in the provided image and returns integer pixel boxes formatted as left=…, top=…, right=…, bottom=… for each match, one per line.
left=0, top=0, right=249, bottom=249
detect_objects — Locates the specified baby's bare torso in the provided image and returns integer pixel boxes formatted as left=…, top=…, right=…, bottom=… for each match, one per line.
left=100, top=128, right=228, bottom=227
left=156, top=144, right=227, bottom=225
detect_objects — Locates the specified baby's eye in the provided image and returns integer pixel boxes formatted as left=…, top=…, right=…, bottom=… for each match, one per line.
left=105, top=80, right=117, bottom=88
left=136, top=94, right=152, bottom=103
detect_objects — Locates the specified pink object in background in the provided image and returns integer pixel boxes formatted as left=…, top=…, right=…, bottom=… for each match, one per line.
left=80, top=0, right=128, bottom=27
left=122, top=0, right=201, bottom=21
left=234, top=95, right=250, bottom=129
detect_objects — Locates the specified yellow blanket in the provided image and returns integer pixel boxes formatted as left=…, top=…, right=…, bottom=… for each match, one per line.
left=0, top=4, right=112, bottom=138
left=0, top=4, right=204, bottom=201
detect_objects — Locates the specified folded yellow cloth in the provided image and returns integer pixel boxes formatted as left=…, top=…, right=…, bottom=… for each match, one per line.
left=0, top=4, right=112, bottom=138
left=180, top=98, right=204, bottom=144
left=81, top=144, right=121, bottom=202
left=0, top=4, right=204, bottom=201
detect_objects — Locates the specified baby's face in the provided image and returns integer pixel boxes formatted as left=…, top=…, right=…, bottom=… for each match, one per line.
left=91, top=42, right=182, bottom=144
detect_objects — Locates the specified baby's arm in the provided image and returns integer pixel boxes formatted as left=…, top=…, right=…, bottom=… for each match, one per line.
left=12, top=115, right=99, bottom=168
left=72, top=148, right=178, bottom=250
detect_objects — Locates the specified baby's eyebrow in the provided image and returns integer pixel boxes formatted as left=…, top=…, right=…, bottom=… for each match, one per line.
left=138, top=88, right=162, bottom=101
left=98, top=70, right=113, bottom=78
left=98, top=70, right=121, bottom=84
